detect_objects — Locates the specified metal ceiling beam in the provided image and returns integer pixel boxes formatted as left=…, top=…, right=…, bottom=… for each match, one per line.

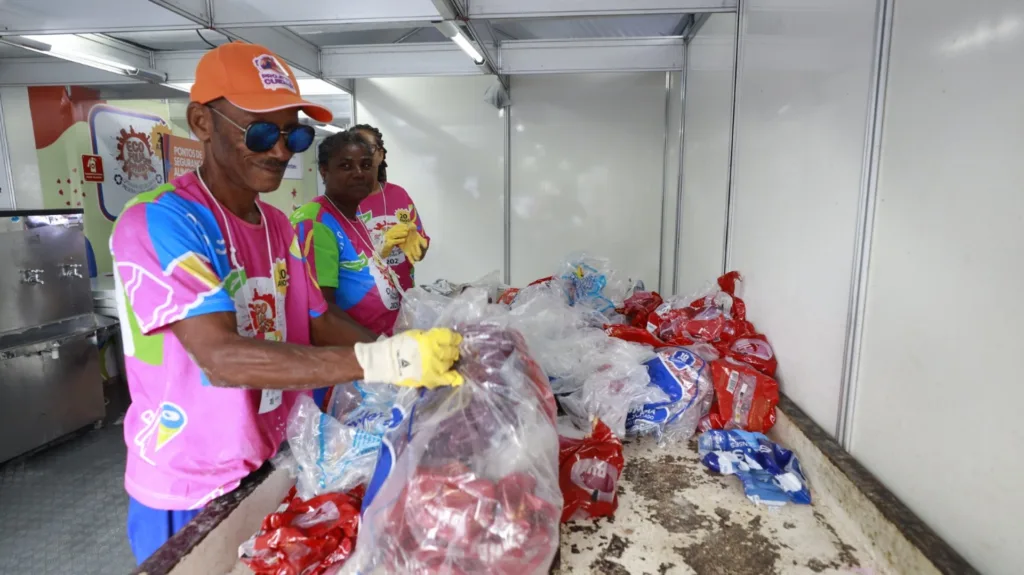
left=499, top=38, right=684, bottom=74
left=321, top=43, right=483, bottom=78
left=148, top=0, right=212, bottom=27
left=432, top=0, right=508, bottom=93
left=217, top=27, right=322, bottom=76
left=0, top=57, right=136, bottom=86
left=684, top=13, right=713, bottom=42
left=209, top=0, right=440, bottom=28
left=466, top=0, right=737, bottom=19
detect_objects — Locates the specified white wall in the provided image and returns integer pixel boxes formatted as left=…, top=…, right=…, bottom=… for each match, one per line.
left=0, top=87, right=43, bottom=209
left=355, top=76, right=505, bottom=285
left=850, top=1, right=1024, bottom=573
left=509, top=72, right=667, bottom=287
left=727, top=0, right=881, bottom=433
left=676, top=13, right=736, bottom=297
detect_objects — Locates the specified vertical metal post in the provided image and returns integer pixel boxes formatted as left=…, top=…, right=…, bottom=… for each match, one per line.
left=722, top=0, right=744, bottom=274
left=836, top=0, right=894, bottom=446
left=0, top=91, right=16, bottom=210
left=502, top=83, right=512, bottom=286
left=657, top=70, right=672, bottom=293
left=672, top=43, right=689, bottom=295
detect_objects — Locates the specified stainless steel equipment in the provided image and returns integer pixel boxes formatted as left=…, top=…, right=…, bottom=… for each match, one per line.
left=0, top=210, right=107, bottom=463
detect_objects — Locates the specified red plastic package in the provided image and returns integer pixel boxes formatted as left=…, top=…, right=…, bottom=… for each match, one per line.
left=604, top=324, right=668, bottom=348
left=722, top=333, right=778, bottom=377
left=619, top=291, right=663, bottom=328
left=707, top=357, right=779, bottom=433
left=240, top=486, right=364, bottom=575
left=558, top=419, right=625, bottom=522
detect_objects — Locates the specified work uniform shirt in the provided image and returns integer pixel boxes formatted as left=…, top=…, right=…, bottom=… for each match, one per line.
left=292, top=193, right=407, bottom=336
left=110, top=172, right=327, bottom=511
left=358, top=182, right=428, bottom=291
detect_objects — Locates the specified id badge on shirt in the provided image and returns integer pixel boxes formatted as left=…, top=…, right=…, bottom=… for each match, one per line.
left=259, top=390, right=283, bottom=414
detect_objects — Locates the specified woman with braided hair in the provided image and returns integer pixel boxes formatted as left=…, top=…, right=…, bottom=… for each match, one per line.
left=352, top=124, right=430, bottom=291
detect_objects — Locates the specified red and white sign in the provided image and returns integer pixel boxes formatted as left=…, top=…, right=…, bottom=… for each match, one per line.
left=81, top=155, right=105, bottom=182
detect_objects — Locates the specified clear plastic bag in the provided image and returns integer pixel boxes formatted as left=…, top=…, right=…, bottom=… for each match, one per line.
left=344, top=295, right=562, bottom=575
left=559, top=338, right=660, bottom=438
left=394, top=287, right=453, bottom=331
left=556, top=253, right=632, bottom=317
left=287, top=395, right=381, bottom=500
left=625, top=346, right=715, bottom=445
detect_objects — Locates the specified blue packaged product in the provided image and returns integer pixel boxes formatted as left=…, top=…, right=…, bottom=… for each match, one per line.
left=698, top=429, right=811, bottom=506
left=625, top=347, right=713, bottom=444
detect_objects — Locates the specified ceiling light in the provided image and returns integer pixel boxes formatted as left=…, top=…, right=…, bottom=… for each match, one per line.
left=316, top=124, right=343, bottom=134
left=0, top=34, right=166, bottom=83
left=434, top=21, right=486, bottom=65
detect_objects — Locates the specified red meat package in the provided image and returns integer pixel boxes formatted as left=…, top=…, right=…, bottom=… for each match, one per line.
left=706, top=357, right=779, bottom=433
left=604, top=324, right=668, bottom=348
left=559, top=419, right=625, bottom=522
left=239, top=486, right=363, bottom=575
left=721, top=333, right=778, bottom=377
left=347, top=302, right=562, bottom=575
left=647, top=271, right=747, bottom=345
left=618, top=290, right=663, bottom=328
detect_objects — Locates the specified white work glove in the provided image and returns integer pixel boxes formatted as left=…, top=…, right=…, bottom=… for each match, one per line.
left=355, top=328, right=464, bottom=389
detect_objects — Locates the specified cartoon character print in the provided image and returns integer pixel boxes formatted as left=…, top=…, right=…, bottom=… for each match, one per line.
left=247, top=289, right=277, bottom=335
left=231, top=264, right=287, bottom=341
left=251, top=54, right=296, bottom=93
left=133, top=402, right=188, bottom=465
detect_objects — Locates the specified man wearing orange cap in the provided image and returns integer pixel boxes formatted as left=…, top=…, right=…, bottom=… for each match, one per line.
left=109, top=42, right=463, bottom=564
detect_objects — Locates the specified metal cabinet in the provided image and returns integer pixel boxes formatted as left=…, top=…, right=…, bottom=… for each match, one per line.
left=0, top=210, right=107, bottom=463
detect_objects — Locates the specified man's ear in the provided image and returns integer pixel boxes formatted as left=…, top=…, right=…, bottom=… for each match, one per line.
left=318, top=164, right=327, bottom=182
left=187, top=102, right=213, bottom=143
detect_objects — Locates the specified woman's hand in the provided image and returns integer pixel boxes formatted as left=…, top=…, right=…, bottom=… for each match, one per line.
left=400, top=228, right=428, bottom=263
left=380, top=223, right=412, bottom=257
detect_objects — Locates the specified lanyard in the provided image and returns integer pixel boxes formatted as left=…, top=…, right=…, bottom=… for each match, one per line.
left=323, top=193, right=406, bottom=296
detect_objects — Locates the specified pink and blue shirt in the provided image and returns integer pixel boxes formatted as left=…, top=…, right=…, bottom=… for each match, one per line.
left=290, top=183, right=426, bottom=336
left=110, top=172, right=327, bottom=510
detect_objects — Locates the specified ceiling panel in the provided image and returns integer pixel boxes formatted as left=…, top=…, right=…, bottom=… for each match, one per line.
left=105, top=30, right=231, bottom=51
left=491, top=14, right=685, bottom=41
left=287, top=25, right=446, bottom=46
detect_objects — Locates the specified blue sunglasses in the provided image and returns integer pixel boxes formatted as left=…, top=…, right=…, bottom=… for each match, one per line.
left=208, top=106, right=315, bottom=153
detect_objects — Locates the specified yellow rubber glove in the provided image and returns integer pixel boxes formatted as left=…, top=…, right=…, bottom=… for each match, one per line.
left=380, top=223, right=413, bottom=258
left=354, top=328, right=464, bottom=389
left=399, top=228, right=429, bottom=263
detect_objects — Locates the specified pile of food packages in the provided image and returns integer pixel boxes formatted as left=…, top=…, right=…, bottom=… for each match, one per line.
left=240, top=254, right=809, bottom=575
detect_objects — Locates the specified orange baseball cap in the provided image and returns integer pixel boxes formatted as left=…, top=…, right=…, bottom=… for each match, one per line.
left=191, top=41, right=333, bottom=123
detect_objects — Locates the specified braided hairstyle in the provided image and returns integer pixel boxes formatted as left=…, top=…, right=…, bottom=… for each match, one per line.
left=352, top=123, right=388, bottom=183
left=317, top=130, right=373, bottom=173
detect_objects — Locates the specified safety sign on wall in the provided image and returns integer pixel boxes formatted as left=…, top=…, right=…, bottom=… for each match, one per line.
left=81, top=154, right=105, bottom=182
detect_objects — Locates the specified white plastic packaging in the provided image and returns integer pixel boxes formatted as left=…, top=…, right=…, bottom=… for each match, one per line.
left=285, top=394, right=381, bottom=500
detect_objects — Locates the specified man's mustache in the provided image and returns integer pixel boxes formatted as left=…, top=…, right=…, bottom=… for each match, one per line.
left=255, top=159, right=289, bottom=171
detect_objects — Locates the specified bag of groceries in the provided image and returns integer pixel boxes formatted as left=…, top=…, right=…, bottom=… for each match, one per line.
left=343, top=291, right=562, bottom=575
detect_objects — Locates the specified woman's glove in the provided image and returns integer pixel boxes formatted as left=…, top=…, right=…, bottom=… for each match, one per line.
left=400, top=229, right=428, bottom=263
left=380, top=223, right=412, bottom=257
left=354, top=328, right=463, bottom=388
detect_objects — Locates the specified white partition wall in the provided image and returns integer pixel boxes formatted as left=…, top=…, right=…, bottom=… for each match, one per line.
left=676, top=13, right=736, bottom=297
left=726, top=0, right=882, bottom=433
left=508, top=72, right=668, bottom=286
left=0, top=87, right=42, bottom=209
left=355, top=76, right=505, bottom=285
left=849, top=1, right=1024, bottom=572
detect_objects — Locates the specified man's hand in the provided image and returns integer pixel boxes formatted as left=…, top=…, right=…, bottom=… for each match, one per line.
left=380, top=223, right=412, bottom=257
left=354, top=328, right=463, bottom=388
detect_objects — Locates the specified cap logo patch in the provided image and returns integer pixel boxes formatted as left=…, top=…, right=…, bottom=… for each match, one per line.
left=252, top=54, right=296, bottom=93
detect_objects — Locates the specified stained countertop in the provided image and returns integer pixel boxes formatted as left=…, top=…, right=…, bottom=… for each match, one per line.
left=556, top=436, right=880, bottom=575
